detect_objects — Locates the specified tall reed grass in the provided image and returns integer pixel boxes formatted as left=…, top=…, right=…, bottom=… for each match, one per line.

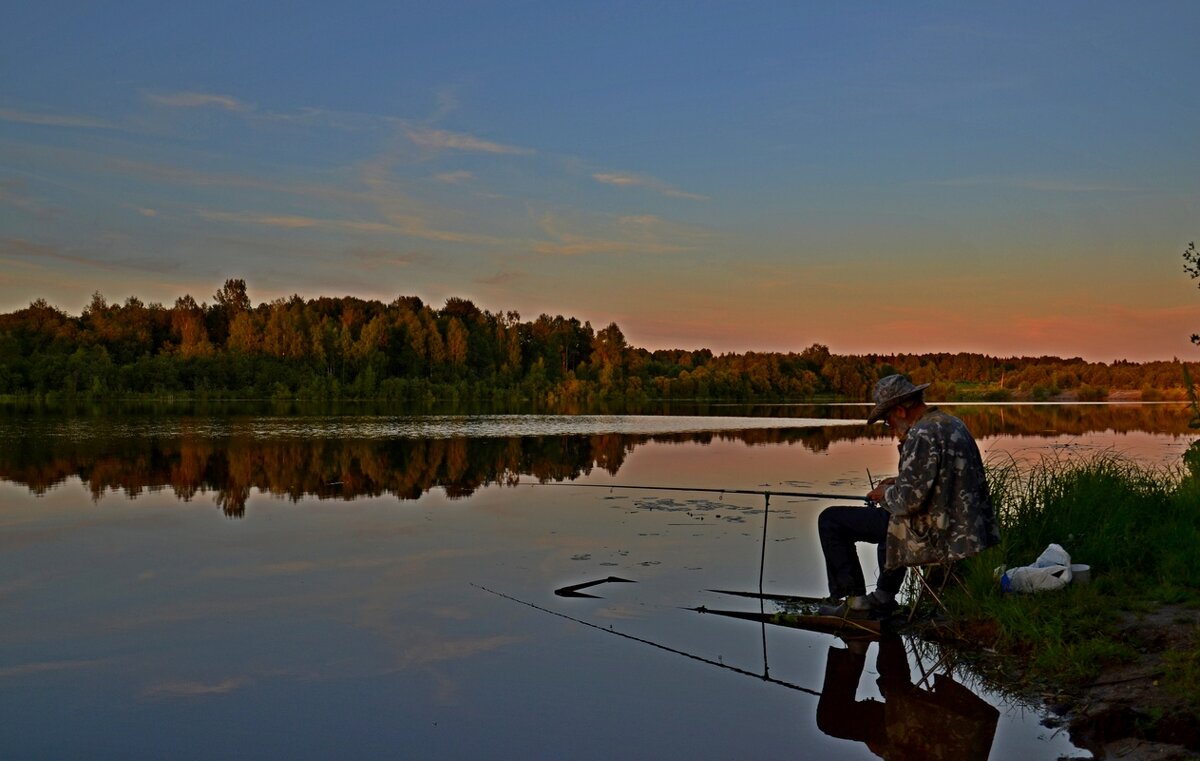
left=989, top=453, right=1196, bottom=589
left=941, top=447, right=1200, bottom=685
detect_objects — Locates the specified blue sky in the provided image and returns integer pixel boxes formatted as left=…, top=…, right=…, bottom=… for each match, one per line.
left=2, top=1, right=1199, bottom=360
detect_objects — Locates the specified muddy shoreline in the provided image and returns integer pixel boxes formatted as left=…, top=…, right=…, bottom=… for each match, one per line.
left=1047, top=605, right=1200, bottom=760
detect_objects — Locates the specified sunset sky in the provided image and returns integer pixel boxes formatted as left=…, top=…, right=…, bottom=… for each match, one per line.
left=2, top=2, right=1198, bottom=362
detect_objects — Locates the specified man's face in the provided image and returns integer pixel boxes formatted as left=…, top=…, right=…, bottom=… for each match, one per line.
left=884, top=406, right=913, bottom=439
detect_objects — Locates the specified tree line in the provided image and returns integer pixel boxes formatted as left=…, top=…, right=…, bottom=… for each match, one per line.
left=0, top=279, right=1192, bottom=403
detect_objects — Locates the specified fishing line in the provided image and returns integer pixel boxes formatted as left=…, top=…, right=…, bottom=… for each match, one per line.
left=512, top=480, right=869, bottom=679
left=471, top=582, right=822, bottom=697
left=500, top=481, right=868, bottom=689
left=513, top=481, right=868, bottom=502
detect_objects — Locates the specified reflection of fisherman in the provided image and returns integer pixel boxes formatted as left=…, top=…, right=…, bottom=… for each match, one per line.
left=817, top=636, right=999, bottom=761
left=818, top=375, right=1000, bottom=617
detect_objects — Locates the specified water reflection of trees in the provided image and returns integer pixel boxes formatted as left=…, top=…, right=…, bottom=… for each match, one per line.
left=3, top=430, right=835, bottom=517
left=6, top=435, right=621, bottom=517
left=0, top=404, right=1191, bottom=517
left=945, top=403, right=1193, bottom=438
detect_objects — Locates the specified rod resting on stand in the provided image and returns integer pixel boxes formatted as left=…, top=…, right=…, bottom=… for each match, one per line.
left=515, top=481, right=869, bottom=503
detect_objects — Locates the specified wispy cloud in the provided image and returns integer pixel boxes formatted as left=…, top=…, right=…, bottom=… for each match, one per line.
left=429, top=88, right=460, bottom=122
left=1017, top=179, right=1135, bottom=193
left=592, top=171, right=708, bottom=201
left=535, top=238, right=648, bottom=256
left=0, top=659, right=107, bottom=679
left=591, top=173, right=641, bottom=188
left=405, top=127, right=532, bottom=155
left=475, top=270, right=524, bottom=286
left=197, top=207, right=501, bottom=246
left=1, top=238, right=183, bottom=283
left=356, top=155, right=521, bottom=246
left=102, top=155, right=299, bottom=191
left=345, top=246, right=434, bottom=271
left=0, top=108, right=113, bottom=129
left=145, top=91, right=252, bottom=112
left=433, top=170, right=474, bottom=184
left=533, top=211, right=705, bottom=257
left=63, top=146, right=503, bottom=248
left=923, top=175, right=1135, bottom=192
left=0, top=237, right=115, bottom=270
left=0, top=178, right=51, bottom=215
left=196, top=210, right=394, bottom=233
left=144, top=677, right=251, bottom=698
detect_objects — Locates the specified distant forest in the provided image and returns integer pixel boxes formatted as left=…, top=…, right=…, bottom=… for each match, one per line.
left=0, top=279, right=1192, bottom=403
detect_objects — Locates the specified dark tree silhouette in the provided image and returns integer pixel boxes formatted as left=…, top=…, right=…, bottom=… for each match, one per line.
left=1185, top=242, right=1200, bottom=345
left=0, top=280, right=1191, bottom=401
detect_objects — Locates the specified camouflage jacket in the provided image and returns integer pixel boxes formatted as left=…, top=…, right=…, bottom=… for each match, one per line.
left=881, top=408, right=1000, bottom=568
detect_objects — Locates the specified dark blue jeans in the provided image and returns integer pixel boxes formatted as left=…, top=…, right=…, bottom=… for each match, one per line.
left=817, top=505, right=906, bottom=599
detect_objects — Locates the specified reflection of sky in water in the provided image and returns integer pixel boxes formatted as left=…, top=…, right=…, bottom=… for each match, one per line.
left=2, top=411, right=1188, bottom=759
left=982, top=430, right=1194, bottom=469
left=26, top=414, right=864, bottom=441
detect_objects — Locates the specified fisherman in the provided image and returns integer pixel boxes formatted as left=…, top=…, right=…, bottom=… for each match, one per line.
left=818, top=374, right=1000, bottom=617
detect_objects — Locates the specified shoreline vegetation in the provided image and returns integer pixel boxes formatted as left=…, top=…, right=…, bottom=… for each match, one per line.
left=936, top=450, right=1200, bottom=759
left=1, top=280, right=1195, bottom=404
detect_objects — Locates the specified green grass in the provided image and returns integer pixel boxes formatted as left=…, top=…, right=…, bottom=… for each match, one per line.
left=936, top=447, right=1200, bottom=694
left=1162, top=631, right=1200, bottom=705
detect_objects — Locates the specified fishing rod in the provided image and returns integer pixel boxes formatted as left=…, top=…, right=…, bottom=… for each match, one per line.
left=471, top=582, right=822, bottom=697
left=515, top=481, right=868, bottom=619
left=514, top=481, right=870, bottom=502
left=513, top=480, right=871, bottom=678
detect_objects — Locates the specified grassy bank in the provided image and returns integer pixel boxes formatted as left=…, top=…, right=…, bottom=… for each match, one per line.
left=938, top=445, right=1200, bottom=700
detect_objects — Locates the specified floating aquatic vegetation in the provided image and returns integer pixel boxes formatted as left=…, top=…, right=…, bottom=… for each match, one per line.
left=627, top=497, right=762, bottom=524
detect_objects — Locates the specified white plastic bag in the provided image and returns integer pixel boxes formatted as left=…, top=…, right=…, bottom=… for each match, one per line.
left=1000, top=543, right=1073, bottom=593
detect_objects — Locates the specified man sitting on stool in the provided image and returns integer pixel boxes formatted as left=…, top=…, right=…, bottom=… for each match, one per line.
left=818, top=375, right=1000, bottom=618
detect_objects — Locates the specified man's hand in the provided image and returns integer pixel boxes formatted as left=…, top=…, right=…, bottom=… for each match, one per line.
left=867, top=477, right=895, bottom=504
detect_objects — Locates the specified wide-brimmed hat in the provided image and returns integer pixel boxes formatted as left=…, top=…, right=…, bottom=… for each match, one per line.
left=867, top=374, right=931, bottom=424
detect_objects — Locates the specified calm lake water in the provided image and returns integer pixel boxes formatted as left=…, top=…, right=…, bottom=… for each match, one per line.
left=1, top=403, right=1194, bottom=760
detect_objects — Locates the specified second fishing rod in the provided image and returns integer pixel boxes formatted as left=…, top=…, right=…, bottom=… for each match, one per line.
left=515, top=479, right=874, bottom=598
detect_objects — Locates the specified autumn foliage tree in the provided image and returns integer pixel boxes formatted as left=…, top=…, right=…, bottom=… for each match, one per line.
left=0, top=280, right=1191, bottom=402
